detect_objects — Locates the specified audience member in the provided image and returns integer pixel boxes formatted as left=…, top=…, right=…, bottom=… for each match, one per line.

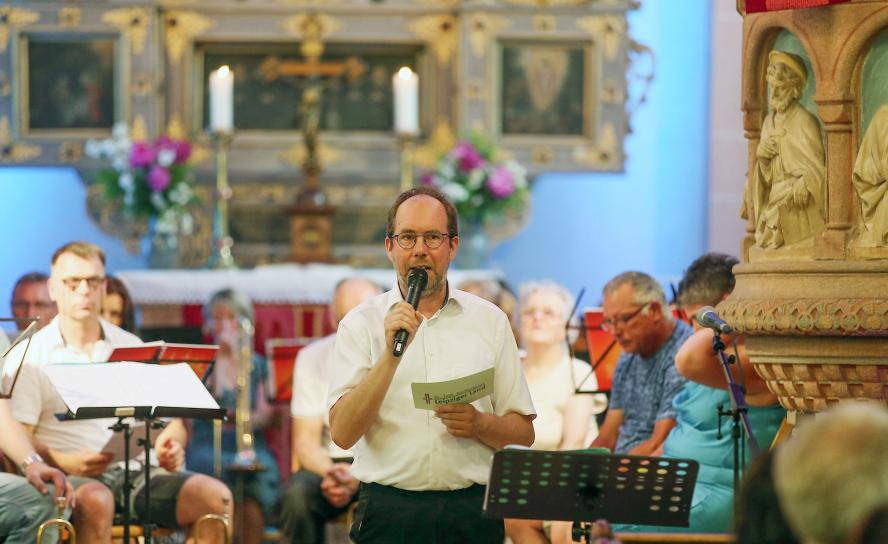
left=733, top=449, right=800, bottom=544
left=619, top=253, right=785, bottom=533
left=8, top=241, right=231, bottom=542
left=588, top=271, right=691, bottom=454
left=10, top=272, right=56, bottom=331
left=505, top=280, right=607, bottom=543
left=774, top=402, right=888, bottom=544
left=280, top=277, right=381, bottom=544
left=102, top=276, right=137, bottom=335
left=457, top=277, right=520, bottom=342
left=186, top=288, right=279, bottom=544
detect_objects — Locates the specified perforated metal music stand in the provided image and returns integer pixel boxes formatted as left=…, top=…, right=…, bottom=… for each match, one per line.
left=483, top=448, right=698, bottom=530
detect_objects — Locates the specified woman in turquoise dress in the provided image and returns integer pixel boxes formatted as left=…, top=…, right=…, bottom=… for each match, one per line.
left=186, top=288, right=280, bottom=544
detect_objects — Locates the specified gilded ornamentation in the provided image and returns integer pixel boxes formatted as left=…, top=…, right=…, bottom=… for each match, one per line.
left=280, top=142, right=341, bottom=170
left=0, top=117, right=40, bottom=163
left=409, top=15, right=458, bottom=65
left=532, top=146, right=554, bottom=165
left=574, top=122, right=618, bottom=167
left=577, top=16, right=626, bottom=61
left=189, top=144, right=212, bottom=167
left=415, top=118, right=456, bottom=169
left=132, top=115, right=149, bottom=141
left=533, top=15, right=557, bottom=33
left=0, top=6, right=39, bottom=54
left=280, top=13, right=342, bottom=41
left=166, top=114, right=187, bottom=140
left=102, top=8, right=150, bottom=56
left=131, top=73, right=152, bottom=97
left=466, top=78, right=486, bottom=101
left=59, top=7, right=81, bottom=28
left=467, top=13, right=510, bottom=58
left=719, top=298, right=888, bottom=337
left=164, top=11, right=214, bottom=67
left=59, top=141, right=82, bottom=163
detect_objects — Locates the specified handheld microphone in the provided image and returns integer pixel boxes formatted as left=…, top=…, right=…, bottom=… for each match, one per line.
left=695, top=306, right=733, bottom=334
left=392, top=268, right=428, bottom=357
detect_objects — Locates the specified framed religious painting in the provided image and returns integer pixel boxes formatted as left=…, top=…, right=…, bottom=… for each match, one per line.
left=458, top=1, right=639, bottom=173
left=0, top=3, right=160, bottom=165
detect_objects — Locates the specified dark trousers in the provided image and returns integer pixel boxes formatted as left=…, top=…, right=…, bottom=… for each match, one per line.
left=279, top=470, right=354, bottom=544
left=349, top=482, right=504, bottom=544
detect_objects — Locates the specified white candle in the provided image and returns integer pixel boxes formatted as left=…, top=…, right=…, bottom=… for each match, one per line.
left=209, top=65, right=234, bottom=133
left=393, top=66, right=419, bottom=135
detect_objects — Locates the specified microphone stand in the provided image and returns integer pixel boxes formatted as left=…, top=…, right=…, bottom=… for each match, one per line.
left=711, top=331, right=760, bottom=493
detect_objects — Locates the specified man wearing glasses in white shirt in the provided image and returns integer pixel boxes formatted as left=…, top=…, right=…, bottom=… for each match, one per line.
left=328, top=186, right=536, bottom=543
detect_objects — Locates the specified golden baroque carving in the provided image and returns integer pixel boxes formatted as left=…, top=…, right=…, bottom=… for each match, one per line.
left=415, top=118, right=456, bottom=169
left=533, top=15, right=557, bottom=33
left=467, top=13, right=510, bottom=59
left=409, top=15, right=458, bottom=66
left=59, top=141, right=82, bottom=163
left=719, top=298, right=888, bottom=337
left=280, top=142, right=341, bottom=170
left=574, top=122, right=618, bottom=167
left=0, top=117, right=40, bottom=163
left=166, top=114, right=187, bottom=140
left=164, top=11, right=214, bottom=67
left=102, top=8, right=150, bottom=56
left=59, top=7, right=81, bottom=28
left=280, top=13, right=342, bottom=40
left=132, top=115, right=149, bottom=141
left=0, top=6, right=39, bottom=54
left=466, top=78, right=486, bottom=101
left=577, top=16, right=626, bottom=61
left=131, top=73, right=152, bottom=97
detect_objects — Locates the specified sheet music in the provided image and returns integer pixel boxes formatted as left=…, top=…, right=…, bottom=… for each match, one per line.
left=43, top=362, right=221, bottom=414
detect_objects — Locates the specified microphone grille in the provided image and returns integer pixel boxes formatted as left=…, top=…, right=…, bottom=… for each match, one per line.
left=695, top=306, right=717, bottom=322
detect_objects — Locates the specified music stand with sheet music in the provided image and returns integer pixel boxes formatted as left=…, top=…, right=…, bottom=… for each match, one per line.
left=483, top=448, right=699, bottom=544
left=44, top=361, right=225, bottom=544
left=0, top=317, right=40, bottom=399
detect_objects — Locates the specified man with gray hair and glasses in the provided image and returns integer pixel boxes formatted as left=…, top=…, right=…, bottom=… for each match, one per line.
left=588, top=271, right=692, bottom=455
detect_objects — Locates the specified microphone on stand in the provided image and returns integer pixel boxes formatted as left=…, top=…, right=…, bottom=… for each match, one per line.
left=392, top=268, right=428, bottom=357
left=695, top=306, right=733, bottom=334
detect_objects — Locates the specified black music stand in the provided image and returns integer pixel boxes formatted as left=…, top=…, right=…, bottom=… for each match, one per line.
left=46, top=362, right=225, bottom=544
left=0, top=317, right=40, bottom=399
left=483, top=448, right=699, bottom=544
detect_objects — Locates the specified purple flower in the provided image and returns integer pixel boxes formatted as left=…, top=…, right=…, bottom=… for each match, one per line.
left=156, top=136, right=191, bottom=164
left=147, top=165, right=171, bottom=192
left=486, top=166, right=515, bottom=199
left=130, top=141, right=156, bottom=168
left=450, top=141, right=485, bottom=173
left=420, top=172, right=435, bottom=186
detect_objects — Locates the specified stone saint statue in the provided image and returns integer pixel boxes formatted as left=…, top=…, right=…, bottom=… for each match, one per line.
left=746, top=50, right=826, bottom=249
left=852, top=104, right=888, bottom=246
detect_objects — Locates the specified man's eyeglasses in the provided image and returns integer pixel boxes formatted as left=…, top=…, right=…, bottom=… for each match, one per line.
left=59, top=276, right=106, bottom=291
left=601, top=303, right=650, bottom=333
left=390, top=231, right=450, bottom=250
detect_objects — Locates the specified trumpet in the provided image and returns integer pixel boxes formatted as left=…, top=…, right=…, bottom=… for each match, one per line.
left=194, top=496, right=231, bottom=544
left=36, top=496, right=75, bottom=544
left=230, top=317, right=262, bottom=470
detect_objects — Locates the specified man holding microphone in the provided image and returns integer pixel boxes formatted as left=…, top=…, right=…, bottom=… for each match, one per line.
left=328, top=186, right=536, bottom=543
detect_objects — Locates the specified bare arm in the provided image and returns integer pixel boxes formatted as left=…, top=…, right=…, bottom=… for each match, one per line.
left=154, top=418, right=188, bottom=472
left=330, top=302, right=421, bottom=450
left=435, top=405, right=534, bottom=450
left=559, top=395, right=596, bottom=451
left=292, top=416, right=333, bottom=476
left=628, top=418, right=676, bottom=456
left=589, top=409, right=623, bottom=451
left=0, top=399, right=38, bottom=465
left=675, top=329, right=776, bottom=406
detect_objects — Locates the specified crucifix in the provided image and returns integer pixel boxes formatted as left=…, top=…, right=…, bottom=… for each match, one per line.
left=278, top=14, right=365, bottom=263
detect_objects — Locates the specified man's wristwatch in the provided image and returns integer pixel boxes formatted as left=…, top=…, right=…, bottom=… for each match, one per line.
left=19, top=452, right=44, bottom=473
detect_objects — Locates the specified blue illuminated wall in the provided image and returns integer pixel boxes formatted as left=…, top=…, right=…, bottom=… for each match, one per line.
left=491, top=0, right=712, bottom=302
left=0, top=0, right=711, bottom=307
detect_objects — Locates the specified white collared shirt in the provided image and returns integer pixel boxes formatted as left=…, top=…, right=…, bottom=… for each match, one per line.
left=8, top=316, right=142, bottom=453
left=290, top=333, right=352, bottom=459
left=328, top=288, right=536, bottom=491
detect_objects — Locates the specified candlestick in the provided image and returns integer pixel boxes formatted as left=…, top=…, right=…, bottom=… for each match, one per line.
left=209, top=65, right=234, bottom=132
left=393, top=66, right=419, bottom=135
left=208, top=132, right=236, bottom=269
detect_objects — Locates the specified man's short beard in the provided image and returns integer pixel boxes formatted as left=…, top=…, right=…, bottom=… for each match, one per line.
left=770, top=90, right=795, bottom=113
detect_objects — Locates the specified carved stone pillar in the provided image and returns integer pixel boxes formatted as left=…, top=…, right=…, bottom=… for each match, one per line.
left=728, top=2, right=888, bottom=416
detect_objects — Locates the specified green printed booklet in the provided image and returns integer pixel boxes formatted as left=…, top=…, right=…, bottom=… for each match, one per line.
left=411, top=367, right=494, bottom=409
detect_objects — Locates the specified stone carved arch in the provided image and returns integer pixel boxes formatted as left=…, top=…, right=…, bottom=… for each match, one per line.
left=831, top=5, right=888, bottom=99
